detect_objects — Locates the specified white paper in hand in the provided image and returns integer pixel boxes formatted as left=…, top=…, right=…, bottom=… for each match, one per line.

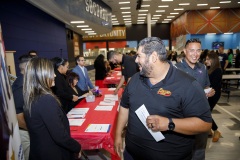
left=204, top=88, right=212, bottom=94
left=135, top=104, right=165, bottom=142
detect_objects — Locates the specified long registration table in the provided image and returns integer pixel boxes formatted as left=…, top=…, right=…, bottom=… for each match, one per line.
left=103, top=71, right=121, bottom=85
left=70, top=88, right=122, bottom=160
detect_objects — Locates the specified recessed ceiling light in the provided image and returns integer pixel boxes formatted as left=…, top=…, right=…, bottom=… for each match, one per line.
left=124, top=21, right=132, bottom=23
left=138, top=14, right=147, bottom=16
left=207, top=33, right=216, bottom=35
left=156, top=10, right=165, bottom=12
left=197, top=4, right=208, bottom=6
left=151, top=20, right=158, bottom=21
left=112, top=18, right=117, bottom=20
left=119, top=1, right=130, bottom=4
left=70, top=21, right=85, bottom=23
left=138, top=17, right=146, bottom=19
left=123, top=18, right=131, bottom=20
left=219, top=1, right=231, bottom=3
left=137, top=22, right=144, bottom=24
left=120, top=7, right=130, bottom=9
left=112, top=21, right=119, bottom=23
left=85, top=31, right=94, bottom=33
left=179, top=3, right=190, bottom=5
left=167, top=16, right=175, bottom=18
left=164, top=19, right=172, bottom=20
left=137, top=20, right=145, bottom=21
left=122, top=15, right=131, bottom=17
left=152, top=17, right=160, bottom=19
left=113, top=23, right=120, bottom=25
left=111, top=15, right=116, bottom=17
left=210, top=7, right=220, bottom=9
left=76, top=25, right=89, bottom=28
left=162, top=0, right=173, bottom=1
left=174, top=8, right=184, bottom=10
left=141, top=5, right=150, bottom=7
left=158, top=5, right=169, bottom=7
left=139, top=10, right=148, bottom=12
left=170, top=13, right=179, bottom=14
left=162, top=21, right=169, bottom=23
left=125, top=23, right=132, bottom=25
left=153, top=15, right=162, bottom=16
left=238, top=2, right=240, bottom=3
left=81, top=28, right=92, bottom=31
left=88, top=33, right=96, bottom=35
left=224, top=32, right=233, bottom=34
left=142, top=0, right=151, bottom=1
left=122, top=12, right=131, bottom=14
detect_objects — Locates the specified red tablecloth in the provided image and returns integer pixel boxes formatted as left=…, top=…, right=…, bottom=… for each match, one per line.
left=103, top=71, right=121, bottom=85
left=114, top=67, right=121, bottom=71
left=70, top=88, right=122, bottom=160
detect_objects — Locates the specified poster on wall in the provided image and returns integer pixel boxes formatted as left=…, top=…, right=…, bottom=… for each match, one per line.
left=0, top=24, right=23, bottom=160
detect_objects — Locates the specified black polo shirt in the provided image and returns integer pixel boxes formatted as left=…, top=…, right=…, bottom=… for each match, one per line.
left=120, top=63, right=211, bottom=160
left=121, top=54, right=139, bottom=81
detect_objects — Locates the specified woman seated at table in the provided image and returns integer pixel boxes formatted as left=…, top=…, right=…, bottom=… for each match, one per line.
left=51, top=57, right=78, bottom=113
left=23, top=58, right=81, bottom=160
left=66, top=72, right=91, bottom=111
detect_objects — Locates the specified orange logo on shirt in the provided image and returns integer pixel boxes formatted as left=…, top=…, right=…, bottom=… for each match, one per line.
left=157, top=88, right=171, bottom=96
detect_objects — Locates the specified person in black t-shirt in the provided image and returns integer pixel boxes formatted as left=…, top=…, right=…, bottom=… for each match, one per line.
left=107, top=51, right=139, bottom=94
left=114, top=37, right=212, bottom=160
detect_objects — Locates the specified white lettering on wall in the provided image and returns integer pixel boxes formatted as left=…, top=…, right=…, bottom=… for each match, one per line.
left=85, top=0, right=111, bottom=22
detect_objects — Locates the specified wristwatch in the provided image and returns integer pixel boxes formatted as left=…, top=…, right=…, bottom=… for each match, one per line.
left=168, top=117, right=175, bottom=131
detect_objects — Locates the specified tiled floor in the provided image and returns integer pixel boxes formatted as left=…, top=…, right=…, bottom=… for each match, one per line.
left=83, top=70, right=240, bottom=160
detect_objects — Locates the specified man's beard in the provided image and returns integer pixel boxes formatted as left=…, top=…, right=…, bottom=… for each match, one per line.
left=139, top=59, right=153, bottom=77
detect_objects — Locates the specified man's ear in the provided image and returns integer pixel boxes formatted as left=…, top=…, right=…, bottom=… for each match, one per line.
left=151, top=51, right=158, bottom=63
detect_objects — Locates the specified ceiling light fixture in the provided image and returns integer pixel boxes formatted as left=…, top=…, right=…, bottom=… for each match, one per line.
left=156, top=10, right=165, bottom=12
left=119, top=2, right=130, bottom=4
left=162, top=21, right=169, bottom=23
left=162, top=0, right=173, bottom=1
left=122, top=12, right=131, bottom=14
left=158, top=5, right=169, bottom=7
left=164, top=19, right=172, bottom=20
left=141, top=5, right=150, bottom=7
left=210, top=7, right=220, bottom=9
left=153, top=15, right=162, bottom=16
left=170, top=13, right=179, bottom=14
left=120, top=7, right=131, bottom=9
left=167, top=16, right=175, bottom=18
left=138, top=17, right=146, bottom=19
left=179, top=3, right=190, bottom=5
left=197, top=4, right=208, bottom=6
left=70, top=21, right=85, bottom=23
left=219, top=1, right=231, bottom=3
left=139, top=10, right=148, bottom=12
left=85, top=31, right=94, bottom=33
left=224, top=32, right=233, bottom=34
left=81, top=28, right=92, bottom=31
left=174, top=8, right=184, bottom=10
left=76, top=25, right=89, bottom=28
left=123, top=15, right=131, bottom=17
left=138, top=14, right=147, bottom=15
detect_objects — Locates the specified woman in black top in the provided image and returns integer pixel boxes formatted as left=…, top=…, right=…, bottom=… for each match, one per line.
left=66, top=72, right=90, bottom=112
left=23, top=58, right=81, bottom=160
left=51, top=57, right=79, bottom=113
left=94, top=54, right=108, bottom=88
left=205, top=51, right=222, bottom=142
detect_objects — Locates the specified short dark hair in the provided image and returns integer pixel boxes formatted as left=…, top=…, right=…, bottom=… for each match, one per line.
left=18, top=54, right=34, bottom=64
left=185, top=39, right=201, bottom=47
left=66, top=72, right=79, bottom=86
left=107, top=50, right=118, bottom=60
left=138, top=37, right=167, bottom=62
left=75, top=55, right=84, bottom=65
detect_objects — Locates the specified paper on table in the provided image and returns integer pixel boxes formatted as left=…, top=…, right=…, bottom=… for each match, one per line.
left=105, top=94, right=118, bottom=101
left=106, top=77, right=113, bottom=79
left=68, top=108, right=89, bottom=115
left=78, top=95, right=84, bottom=99
left=95, top=105, right=114, bottom=111
left=85, top=124, right=111, bottom=133
left=69, top=119, right=85, bottom=126
left=135, top=104, right=165, bottom=142
left=67, top=114, right=85, bottom=119
left=99, top=101, right=115, bottom=106
left=204, top=88, right=212, bottom=94
left=108, top=88, right=116, bottom=91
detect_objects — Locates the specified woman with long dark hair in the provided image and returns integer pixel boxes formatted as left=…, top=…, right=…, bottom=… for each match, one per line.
left=23, top=58, right=81, bottom=160
left=94, top=54, right=108, bottom=88
left=205, top=51, right=222, bottom=142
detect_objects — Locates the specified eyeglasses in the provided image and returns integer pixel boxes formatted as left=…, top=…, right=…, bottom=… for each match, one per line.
left=185, top=39, right=201, bottom=47
left=187, top=49, right=202, bottom=54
